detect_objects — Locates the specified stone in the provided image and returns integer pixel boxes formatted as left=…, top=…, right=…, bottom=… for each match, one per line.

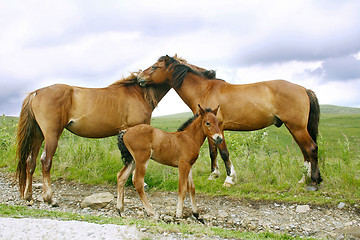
left=80, top=192, right=113, bottom=209
left=296, top=205, right=310, bottom=213
left=337, top=202, right=346, bottom=209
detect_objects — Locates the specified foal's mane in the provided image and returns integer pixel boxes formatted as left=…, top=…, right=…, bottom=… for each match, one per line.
left=177, top=108, right=212, bottom=132
left=159, top=56, right=223, bottom=89
left=109, top=71, right=162, bottom=109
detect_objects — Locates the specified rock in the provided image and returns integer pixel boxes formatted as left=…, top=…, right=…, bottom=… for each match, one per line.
left=340, top=226, right=360, bottom=238
left=296, top=205, right=310, bottom=213
left=80, top=192, right=113, bottom=209
left=337, top=202, right=346, bottom=209
left=218, top=211, right=229, bottom=219
left=163, top=215, right=174, bottom=223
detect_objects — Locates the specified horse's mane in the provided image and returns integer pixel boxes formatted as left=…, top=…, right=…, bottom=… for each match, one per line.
left=177, top=108, right=212, bottom=132
left=159, top=56, right=223, bottom=89
left=109, top=71, right=163, bottom=109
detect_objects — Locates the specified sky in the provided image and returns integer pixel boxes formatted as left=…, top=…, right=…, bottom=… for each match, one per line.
left=0, top=0, right=359, bottom=117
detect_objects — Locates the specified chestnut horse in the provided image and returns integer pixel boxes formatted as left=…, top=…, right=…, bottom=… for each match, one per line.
left=137, top=55, right=322, bottom=189
left=16, top=72, right=171, bottom=205
left=117, top=105, right=223, bottom=219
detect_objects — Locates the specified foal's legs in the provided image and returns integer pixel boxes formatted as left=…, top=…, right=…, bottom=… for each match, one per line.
left=132, top=152, right=155, bottom=216
left=187, top=169, right=199, bottom=218
left=176, top=162, right=191, bottom=218
left=24, top=133, right=44, bottom=202
left=116, top=161, right=135, bottom=215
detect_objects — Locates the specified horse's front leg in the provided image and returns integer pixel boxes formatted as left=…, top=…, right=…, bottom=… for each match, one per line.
left=176, top=163, right=191, bottom=218
left=207, top=139, right=220, bottom=180
left=216, top=135, right=237, bottom=187
left=187, top=169, right=199, bottom=219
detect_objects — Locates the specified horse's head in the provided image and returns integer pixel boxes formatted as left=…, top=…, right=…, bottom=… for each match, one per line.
left=198, top=104, right=223, bottom=145
left=138, top=54, right=217, bottom=88
left=137, top=55, right=174, bottom=87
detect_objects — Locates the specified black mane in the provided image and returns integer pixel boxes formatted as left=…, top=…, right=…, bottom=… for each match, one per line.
left=159, top=56, right=222, bottom=89
left=177, top=108, right=213, bottom=132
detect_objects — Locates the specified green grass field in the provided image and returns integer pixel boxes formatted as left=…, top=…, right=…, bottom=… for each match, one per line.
left=0, top=105, right=359, bottom=206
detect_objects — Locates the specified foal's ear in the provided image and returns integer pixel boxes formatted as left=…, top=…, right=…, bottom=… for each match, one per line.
left=212, top=106, right=220, bottom=116
left=198, top=104, right=206, bottom=116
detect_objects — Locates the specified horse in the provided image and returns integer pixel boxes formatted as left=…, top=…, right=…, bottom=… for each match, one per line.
left=137, top=55, right=322, bottom=190
left=117, top=105, right=224, bottom=219
left=15, top=72, right=172, bottom=206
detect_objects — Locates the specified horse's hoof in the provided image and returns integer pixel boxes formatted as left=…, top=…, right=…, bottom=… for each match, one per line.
left=26, top=200, right=34, bottom=206
left=116, top=208, right=122, bottom=217
left=51, top=199, right=59, bottom=207
left=305, top=185, right=318, bottom=191
left=208, top=173, right=219, bottom=180
left=223, top=181, right=234, bottom=187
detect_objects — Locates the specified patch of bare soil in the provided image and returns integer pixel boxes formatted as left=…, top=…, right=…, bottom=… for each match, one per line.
left=1, top=171, right=359, bottom=239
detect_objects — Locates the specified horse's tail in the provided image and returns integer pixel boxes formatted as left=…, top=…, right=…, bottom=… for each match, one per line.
left=306, top=89, right=320, bottom=143
left=16, top=91, right=38, bottom=197
left=117, top=130, right=134, bottom=165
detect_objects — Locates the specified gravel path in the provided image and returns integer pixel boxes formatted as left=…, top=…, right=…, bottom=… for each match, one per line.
left=0, top=217, right=145, bottom=240
left=1, top=170, right=359, bottom=239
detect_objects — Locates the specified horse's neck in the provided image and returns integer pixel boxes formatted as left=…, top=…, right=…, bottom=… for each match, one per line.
left=151, top=84, right=171, bottom=109
left=175, top=74, right=211, bottom=113
left=183, top=118, right=206, bottom=148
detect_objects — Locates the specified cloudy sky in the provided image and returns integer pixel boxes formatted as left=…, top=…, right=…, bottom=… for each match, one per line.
left=1, top=0, right=359, bottom=117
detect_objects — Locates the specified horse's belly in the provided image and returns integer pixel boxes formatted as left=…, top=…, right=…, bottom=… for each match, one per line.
left=66, top=119, right=123, bottom=138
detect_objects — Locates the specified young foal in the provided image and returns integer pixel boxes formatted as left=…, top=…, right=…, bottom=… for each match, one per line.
left=116, top=105, right=223, bottom=218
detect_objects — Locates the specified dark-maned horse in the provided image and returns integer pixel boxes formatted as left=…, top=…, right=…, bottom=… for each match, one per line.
left=137, top=55, right=322, bottom=189
left=117, top=105, right=223, bottom=219
left=16, top=72, right=171, bottom=205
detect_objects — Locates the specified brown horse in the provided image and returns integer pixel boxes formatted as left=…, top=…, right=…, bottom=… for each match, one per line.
left=137, top=55, right=322, bottom=189
left=16, top=72, right=171, bottom=205
left=117, top=105, right=223, bottom=219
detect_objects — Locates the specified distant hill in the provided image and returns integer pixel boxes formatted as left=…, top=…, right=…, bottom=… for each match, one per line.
left=320, top=105, right=360, bottom=114
left=153, top=105, right=360, bottom=119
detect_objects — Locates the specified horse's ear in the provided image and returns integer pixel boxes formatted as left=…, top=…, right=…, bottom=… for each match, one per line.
left=212, top=106, right=220, bottom=116
left=164, top=55, right=171, bottom=64
left=198, top=104, right=206, bottom=116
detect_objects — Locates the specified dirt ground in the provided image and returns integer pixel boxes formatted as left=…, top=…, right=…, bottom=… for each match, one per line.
left=1, top=170, right=359, bottom=239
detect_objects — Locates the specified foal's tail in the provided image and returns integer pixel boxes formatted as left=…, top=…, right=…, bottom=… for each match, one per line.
left=117, top=130, right=134, bottom=165
left=16, top=91, right=38, bottom=197
left=306, top=89, right=320, bottom=143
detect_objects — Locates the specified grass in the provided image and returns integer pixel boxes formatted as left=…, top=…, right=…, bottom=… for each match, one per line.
left=0, top=204, right=315, bottom=240
left=0, top=106, right=359, bottom=207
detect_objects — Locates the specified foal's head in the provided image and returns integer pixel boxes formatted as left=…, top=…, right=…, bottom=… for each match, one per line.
left=137, top=55, right=216, bottom=88
left=198, top=104, right=223, bottom=145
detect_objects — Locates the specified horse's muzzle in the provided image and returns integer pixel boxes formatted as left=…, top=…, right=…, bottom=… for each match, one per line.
left=213, top=134, right=223, bottom=145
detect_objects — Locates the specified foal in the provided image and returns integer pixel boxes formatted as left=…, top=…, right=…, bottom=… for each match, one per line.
left=116, top=105, right=223, bottom=218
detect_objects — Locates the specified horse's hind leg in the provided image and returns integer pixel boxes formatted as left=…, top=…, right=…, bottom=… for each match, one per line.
left=116, top=161, right=135, bottom=216
left=41, top=134, right=61, bottom=205
left=187, top=169, right=199, bottom=219
left=24, top=132, right=44, bottom=203
left=288, top=127, right=321, bottom=189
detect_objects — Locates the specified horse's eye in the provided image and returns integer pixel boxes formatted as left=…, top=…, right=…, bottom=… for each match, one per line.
left=151, top=66, right=158, bottom=70
left=205, top=122, right=210, bottom=126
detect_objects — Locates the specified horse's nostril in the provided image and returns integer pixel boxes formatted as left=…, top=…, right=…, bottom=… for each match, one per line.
left=215, top=136, right=223, bottom=144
